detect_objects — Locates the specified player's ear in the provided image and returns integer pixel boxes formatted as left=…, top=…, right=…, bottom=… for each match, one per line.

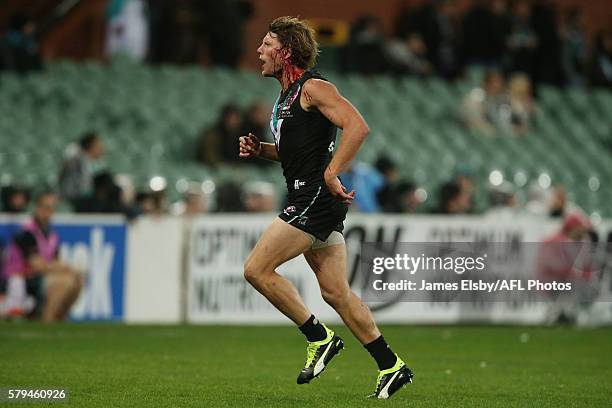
left=280, top=47, right=292, bottom=62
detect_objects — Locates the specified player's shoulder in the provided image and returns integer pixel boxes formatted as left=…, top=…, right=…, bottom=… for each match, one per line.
left=302, top=78, right=339, bottom=101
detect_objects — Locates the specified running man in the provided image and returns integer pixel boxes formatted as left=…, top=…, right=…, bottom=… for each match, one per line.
left=239, top=16, right=413, bottom=399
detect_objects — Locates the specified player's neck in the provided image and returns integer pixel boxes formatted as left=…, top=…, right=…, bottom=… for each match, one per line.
left=277, top=65, right=305, bottom=92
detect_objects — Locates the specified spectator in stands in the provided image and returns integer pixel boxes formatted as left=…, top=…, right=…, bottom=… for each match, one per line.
left=105, top=0, right=150, bottom=62
left=171, top=183, right=210, bottom=216
left=135, top=189, right=167, bottom=217
left=461, top=70, right=508, bottom=135
left=548, top=184, right=581, bottom=219
left=340, top=162, right=385, bottom=213
left=183, top=189, right=208, bottom=215
left=433, top=180, right=472, bottom=214
left=1, top=184, right=30, bottom=213
left=342, top=15, right=389, bottom=75
left=454, top=168, right=475, bottom=212
left=525, top=181, right=551, bottom=216
left=549, top=184, right=567, bottom=218
left=134, top=191, right=155, bottom=215
left=393, top=0, right=460, bottom=78
left=242, top=101, right=274, bottom=167
left=196, top=104, right=243, bottom=166
left=242, top=100, right=272, bottom=143
left=386, top=33, right=432, bottom=76
left=0, top=14, right=43, bottom=74
left=242, top=182, right=277, bottom=212
left=507, top=1, right=538, bottom=78
left=531, top=0, right=564, bottom=86
left=560, top=8, right=588, bottom=87
left=489, top=0, right=512, bottom=68
left=202, top=1, right=252, bottom=68
left=216, top=182, right=246, bottom=212
left=2, top=191, right=82, bottom=321
left=508, top=72, right=535, bottom=135
left=375, top=155, right=420, bottom=213
left=58, top=132, right=106, bottom=206
left=590, top=30, right=612, bottom=88
left=73, top=172, right=125, bottom=214
left=485, top=182, right=519, bottom=219
left=375, top=156, right=400, bottom=212
left=462, top=0, right=506, bottom=67
left=148, top=0, right=201, bottom=64
left=397, top=182, right=423, bottom=213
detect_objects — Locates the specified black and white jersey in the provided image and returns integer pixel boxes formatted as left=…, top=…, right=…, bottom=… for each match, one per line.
left=270, top=70, right=337, bottom=197
left=270, top=70, right=347, bottom=241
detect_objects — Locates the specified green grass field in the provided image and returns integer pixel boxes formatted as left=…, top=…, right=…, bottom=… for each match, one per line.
left=1, top=323, right=611, bottom=407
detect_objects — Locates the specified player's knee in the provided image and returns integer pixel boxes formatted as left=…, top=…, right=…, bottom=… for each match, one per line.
left=321, top=288, right=349, bottom=309
left=243, top=260, right=261, bottom=286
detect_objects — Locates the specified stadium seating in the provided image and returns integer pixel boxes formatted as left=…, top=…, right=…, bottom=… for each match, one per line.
left=0, top=60, right=610, bottom=216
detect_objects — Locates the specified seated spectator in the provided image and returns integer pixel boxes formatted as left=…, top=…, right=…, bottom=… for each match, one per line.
left=1, top=184, right=30, bottom=213
left=216, top=182, right=246, bottom=212
left=461, top=70, right=508, bottom=136
left=590, top=30, right=612, bottom=88
left=58, top=132, right=106, bottom=205
left=242, top=101, right=274, bottom=167
left=525, top=181, right=551, bottom=216
left=548, top=184, right=581, bottom=219
left=243, top=182, right=277, bottom=212
left=2, top=191, right=82, bottom=321
left=0, top=14, right=43, bottom=74
left=170, top=183, right=210, bottom=216
left=73, top=172, right=125, bottom=214
left=135, top=189, right=167, bottom=217
left=196, top=104, right=243, bottom=166
left=340, top=162, right=384, bottom=213
left=243, top=100, right=272, bottom=143
left=508, top=72, right=535, bottom=135
left=374, top=155, right=421, bottom=213
left=391, top=181, right=422, bottom=213
left=485, top=182, right=519, bottom=219
left=433, top=180, right=472, bottom=214
left=386, top=33, right=432, bottom=76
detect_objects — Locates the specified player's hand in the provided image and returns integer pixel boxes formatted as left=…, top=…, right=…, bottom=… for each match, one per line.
left=324, top=171, right=355, bottom=205
left=239, top=133, right=261, bottom=158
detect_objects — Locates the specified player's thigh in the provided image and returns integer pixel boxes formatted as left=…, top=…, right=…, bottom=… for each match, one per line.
left=245, top=217, right=313, bottom=272
left=304, top=243, right=350, bottom=299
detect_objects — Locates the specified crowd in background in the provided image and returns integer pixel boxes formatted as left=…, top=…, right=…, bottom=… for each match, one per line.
left=344, top=0, right=612, bottom=89
left=2, top=1, right=610, bottom=88
left=0, top=0, right=608, bottom=217
left=0, top=124, right=582, bottom=224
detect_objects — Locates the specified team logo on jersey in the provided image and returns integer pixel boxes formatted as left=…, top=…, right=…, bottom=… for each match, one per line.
left=294, top=179, right=306, bottom=190
left=282, top=85, right=301, bottom=110
left=283, top=205, right=296, bottom=216
left=297, top=216, right=309, bottom=226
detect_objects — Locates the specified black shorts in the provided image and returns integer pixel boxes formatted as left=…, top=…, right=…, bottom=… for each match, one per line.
left=278, top=184, right=348, bottom=241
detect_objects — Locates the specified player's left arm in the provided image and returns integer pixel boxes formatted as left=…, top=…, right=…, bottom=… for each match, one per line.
left=303, top=79, right=370, bottom=203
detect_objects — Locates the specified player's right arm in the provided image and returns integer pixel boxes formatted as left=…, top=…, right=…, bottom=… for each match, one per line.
left=239, top=133, right=279, bottom=162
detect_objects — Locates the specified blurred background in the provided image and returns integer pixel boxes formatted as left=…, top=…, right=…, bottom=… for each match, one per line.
left=0, top=0, right=611, bottom=325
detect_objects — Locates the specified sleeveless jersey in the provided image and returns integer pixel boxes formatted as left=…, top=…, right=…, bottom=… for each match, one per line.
left=270, top=70, right=337, bottom=196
